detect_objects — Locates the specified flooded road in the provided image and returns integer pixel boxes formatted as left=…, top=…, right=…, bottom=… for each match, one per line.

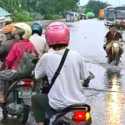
left=1, top=19, right=125, bottom=125
left=69, top=19, right=125, bottom=125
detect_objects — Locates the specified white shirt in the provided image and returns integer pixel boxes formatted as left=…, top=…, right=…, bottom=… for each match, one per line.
left=35, top=48, right=90, bottom=110
left=30, top=34, right=48, bottom=57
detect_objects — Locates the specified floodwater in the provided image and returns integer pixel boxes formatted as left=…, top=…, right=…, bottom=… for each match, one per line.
left=1, top=19, right=125, bottom=125
left=69, top=19, right=125, bottom=125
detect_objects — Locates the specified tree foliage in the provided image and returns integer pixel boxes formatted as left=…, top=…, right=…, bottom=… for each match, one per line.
left=85, top=0, right=108, bottom=17
left=0, top=0, right=79, bottom=19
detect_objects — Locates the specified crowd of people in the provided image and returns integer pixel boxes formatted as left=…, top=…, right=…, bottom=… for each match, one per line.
left=0, top=21, right=122, bottom=125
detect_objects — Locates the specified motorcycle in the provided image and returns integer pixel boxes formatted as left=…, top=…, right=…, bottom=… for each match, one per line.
left=2, top=78, right=34, bottom=124
left=106, top=40, right=123, bottom=65
left=43, top=72, right=94, bottom=125
left=30, top=72, right=94, bottom=125
left=45, top=104, right=91, bottom=125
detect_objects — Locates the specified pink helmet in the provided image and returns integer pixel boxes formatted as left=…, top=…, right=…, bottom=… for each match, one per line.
left=45, top=22, right=70, bottom=46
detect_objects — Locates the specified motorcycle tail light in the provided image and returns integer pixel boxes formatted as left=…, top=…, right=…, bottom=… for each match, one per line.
left=72, top=111, right=90, bottom=122
left=23, top=79, right=33, bottom=88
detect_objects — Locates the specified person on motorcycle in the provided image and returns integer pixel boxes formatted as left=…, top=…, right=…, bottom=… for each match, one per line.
left=32, top=22, right=94, bottom=125
left=0, top=23, right=38, bottom=104
left=104, top=25, right=123, bottom=57
left=30, top=23, right=48, bottom=58
left=5, top=23, right=38, bottom=70
left=0, top=24, right=17, bottom=62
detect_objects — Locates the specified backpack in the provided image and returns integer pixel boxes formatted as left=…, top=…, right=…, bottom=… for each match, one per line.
left=17, top=49, right=38, bottom=77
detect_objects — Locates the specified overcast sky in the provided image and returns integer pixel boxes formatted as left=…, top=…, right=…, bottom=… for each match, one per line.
left=80, top=0, right=125, bottom=6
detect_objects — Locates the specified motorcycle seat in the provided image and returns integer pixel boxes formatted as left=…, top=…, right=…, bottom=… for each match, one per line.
left=60, top=103, right=91, bottom=113
left=45, top=104, right=90, bottom=120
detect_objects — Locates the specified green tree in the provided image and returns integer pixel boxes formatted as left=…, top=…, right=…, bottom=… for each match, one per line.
left=28, top=0, right=79, bottom=18
left=0, top=0, right=79, bottom=20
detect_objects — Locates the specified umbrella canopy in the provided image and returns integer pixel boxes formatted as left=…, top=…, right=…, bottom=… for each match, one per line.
left=0, top=7, right=10, bottom=17
left=86, top=12, right=95, bottom=18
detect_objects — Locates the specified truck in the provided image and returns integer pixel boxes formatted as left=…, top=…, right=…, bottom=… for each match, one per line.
left=104, top=6, right=116, bottom=26
left=98, top=9, right=105, bottom=20
left=104, top=6, right=125, bottom=29
left=115, top=6, right=125, bottom=29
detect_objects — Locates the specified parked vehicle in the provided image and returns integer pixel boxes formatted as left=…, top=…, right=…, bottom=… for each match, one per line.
left=65, top=11, right=79, bottom=22
left=104, top=6, right=116, bottom=26
left=104, top=6, right=125, bottom=29
left=115, top=6, right=125, bottom=29
left=98, top=9, right=105, bottom=20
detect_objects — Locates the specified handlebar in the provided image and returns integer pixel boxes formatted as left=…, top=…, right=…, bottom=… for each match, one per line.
left=89, top=72, right=95, bottom=80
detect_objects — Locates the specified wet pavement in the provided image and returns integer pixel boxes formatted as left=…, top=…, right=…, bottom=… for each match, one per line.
left=1, top=19, right=125, bottom=125
left=69, top=19, right=125, bottom=125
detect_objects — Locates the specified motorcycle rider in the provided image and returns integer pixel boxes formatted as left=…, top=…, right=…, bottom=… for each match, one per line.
left=0, top=23, right=38, bottom=104
left=104, top=25, right=123, bottom=57
left=5, top=23, right=38, bottom=70
left=0, top=24, right=17, bottom=62
left=30, top=23, right=48, bottom=58
left=32, top=22, right=94, bottom=125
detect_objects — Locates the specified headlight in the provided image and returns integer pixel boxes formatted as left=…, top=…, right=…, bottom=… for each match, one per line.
left=113, top=43, right=119, bottom=48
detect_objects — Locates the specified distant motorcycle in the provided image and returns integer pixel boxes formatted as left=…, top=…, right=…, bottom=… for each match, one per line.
left=45, top=104, right=92, bottom=125
left=106, top=40, right=123, bottom=65
left=2, top=79, right=34, bottom=124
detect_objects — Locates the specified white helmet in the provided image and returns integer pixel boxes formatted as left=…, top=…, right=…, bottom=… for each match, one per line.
left=14, top=23, right=32, bottom=39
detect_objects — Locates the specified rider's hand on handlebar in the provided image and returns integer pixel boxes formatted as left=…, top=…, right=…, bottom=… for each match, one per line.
left=103, top=44, right=106, bottom=50
left=83, top=72, right=94, bottom=88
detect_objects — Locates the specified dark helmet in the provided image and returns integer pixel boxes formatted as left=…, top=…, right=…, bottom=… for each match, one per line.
left=32, top=23, right=43, bottom=36
left=109, top=24, right=116, bottom=29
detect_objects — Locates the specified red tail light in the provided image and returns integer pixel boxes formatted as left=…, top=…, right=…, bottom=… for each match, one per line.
left=72, top=111, right=89, bottom=122
left=23, top=79, right=33, bottom=88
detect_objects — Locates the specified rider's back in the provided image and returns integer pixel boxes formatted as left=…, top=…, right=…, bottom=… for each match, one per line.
left=30, top=33, right=48, bottom=57
left=35, top=49, right=89, bottom=110
left=5, top=39, right=37, bottom=69
left=106, top=31, right=122, bottom=42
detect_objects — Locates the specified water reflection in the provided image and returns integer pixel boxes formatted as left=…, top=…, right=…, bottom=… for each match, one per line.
left=105, top=69, right=122, bottom=125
